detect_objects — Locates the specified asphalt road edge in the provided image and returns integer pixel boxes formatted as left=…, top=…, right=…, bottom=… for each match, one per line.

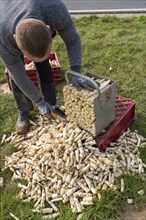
left=69, top=8, right=146, bottom=15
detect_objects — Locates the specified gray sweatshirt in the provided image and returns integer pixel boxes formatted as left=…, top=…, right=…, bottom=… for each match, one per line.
left=0, top=0, right=82, bottom=104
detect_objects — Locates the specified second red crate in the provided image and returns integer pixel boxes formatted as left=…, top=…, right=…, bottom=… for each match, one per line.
left=95, top=96, right=135, bottom=151
left=24, top=52, right=61, bottom=86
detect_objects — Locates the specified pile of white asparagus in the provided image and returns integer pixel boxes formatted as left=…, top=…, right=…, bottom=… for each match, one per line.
left=1, top=116, right=146, bottom=219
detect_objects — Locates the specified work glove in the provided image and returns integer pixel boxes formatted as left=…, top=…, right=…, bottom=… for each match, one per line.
left=37, top=99, right=54, bottom=119
left=52, top=106, right=66, bottom=118
left=72, top=76, right=97, bottom=91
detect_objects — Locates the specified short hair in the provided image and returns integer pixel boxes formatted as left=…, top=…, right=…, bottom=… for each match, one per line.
left=16, top=19, right=52, bottom=58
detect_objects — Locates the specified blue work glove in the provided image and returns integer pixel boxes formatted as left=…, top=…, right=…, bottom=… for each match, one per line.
left=72, top=76, right=96, bottom=91
left=37, top=99, right=54, bottom=119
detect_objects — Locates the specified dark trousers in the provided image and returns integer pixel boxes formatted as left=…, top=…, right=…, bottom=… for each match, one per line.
left=9, top=58, right=57, bottom=112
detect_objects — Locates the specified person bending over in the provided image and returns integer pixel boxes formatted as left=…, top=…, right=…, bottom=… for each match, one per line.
left=0, top=0, right=95, bottom=134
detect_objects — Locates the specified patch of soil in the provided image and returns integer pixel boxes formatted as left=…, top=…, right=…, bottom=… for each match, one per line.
left=0, top=83, right=12, bottom=95
left=121, top=206, right=146, bottom=220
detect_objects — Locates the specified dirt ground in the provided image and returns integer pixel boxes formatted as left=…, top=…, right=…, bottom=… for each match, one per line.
left=121, top=206, right=146, bottom=220
left=0, top=82, right=12, bottom=95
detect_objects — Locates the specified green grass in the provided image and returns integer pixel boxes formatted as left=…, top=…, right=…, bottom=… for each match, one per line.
left=117, top=174, right=146, bottom=206
left=0, top=95, right=17, bottom=139
left=81, top=190, right=119, bottom=220
left=0, top=183, right=42, bottom=220
left=0, top=15, right=146, bottom=220
left=0, top=60, right=5, bottom=84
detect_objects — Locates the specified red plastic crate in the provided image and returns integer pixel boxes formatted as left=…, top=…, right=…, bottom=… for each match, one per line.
left=26, top=70, right=39, bottom=88
left=5, top=68, right=40, bottom=90
left=6, top=53, right=61, bottom=90
left=95, top=96, right=135, bottom=151
left=48, top=53, right=61, bottom=85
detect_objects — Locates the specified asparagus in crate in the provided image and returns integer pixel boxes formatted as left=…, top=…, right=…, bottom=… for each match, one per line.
left=63, top=85, right=97, bottom=136
left=63, top=71, right=116, bottom=136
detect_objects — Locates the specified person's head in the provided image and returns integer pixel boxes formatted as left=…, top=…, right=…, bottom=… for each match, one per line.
left=14, top=18, right=52, bottom=62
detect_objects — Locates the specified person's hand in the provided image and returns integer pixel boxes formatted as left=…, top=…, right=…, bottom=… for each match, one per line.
left=72, top=76, right=98, bottom=91
left=37, top=99, right=54, bottom=119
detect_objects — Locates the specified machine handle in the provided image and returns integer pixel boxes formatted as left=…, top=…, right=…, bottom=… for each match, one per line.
left=65, top=70, right=100, bottom=94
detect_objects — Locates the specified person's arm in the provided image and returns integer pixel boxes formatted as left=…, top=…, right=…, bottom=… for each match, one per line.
left=57, top=18, right=82, bottom=73
left=2, top=57, right=42, bottom=103
left=1, top=57, right=54, bottom=118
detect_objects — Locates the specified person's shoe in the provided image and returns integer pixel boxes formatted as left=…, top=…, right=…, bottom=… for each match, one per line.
left=15, top=111, right=30, bottom=134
